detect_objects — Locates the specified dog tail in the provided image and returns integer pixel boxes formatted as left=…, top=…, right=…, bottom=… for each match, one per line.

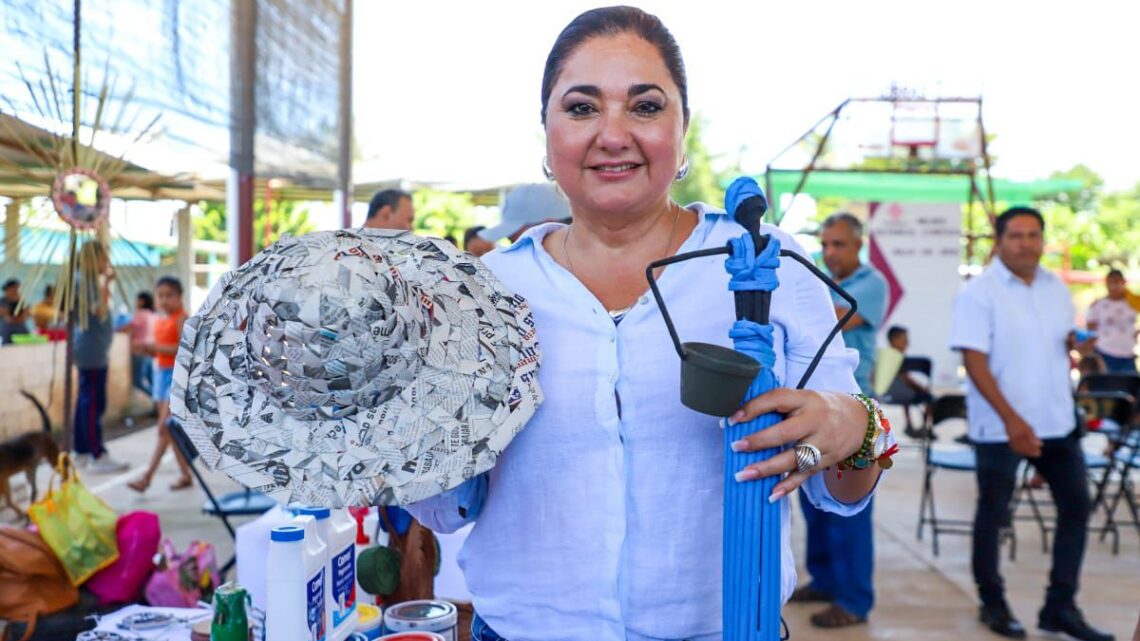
left=19, top=391, right=52, bottom=433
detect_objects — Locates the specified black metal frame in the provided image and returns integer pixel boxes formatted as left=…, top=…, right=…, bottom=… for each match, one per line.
left=167, top=420, right=275, bottom=579
left=916, top=394, right=1016, bottom=559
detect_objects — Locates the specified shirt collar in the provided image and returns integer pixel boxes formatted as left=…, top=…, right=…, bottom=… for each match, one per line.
left=498, top=202, right=728, bottom=255
left=835, top=263, right=872, bottom=286
left=991, top=256, right=1047, bottom=285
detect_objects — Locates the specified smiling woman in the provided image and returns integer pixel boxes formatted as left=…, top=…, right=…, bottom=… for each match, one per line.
left=405, top=7, right=887, bottom=641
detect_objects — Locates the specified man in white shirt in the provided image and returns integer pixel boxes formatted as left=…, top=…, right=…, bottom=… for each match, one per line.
left=1085, top=269, right=1137, bottom=373
left=950, top=207, right=1111, bottom=641
left=363, top=189, right=415, bottom=231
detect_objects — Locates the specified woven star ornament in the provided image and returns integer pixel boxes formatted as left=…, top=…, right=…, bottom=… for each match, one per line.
left=170, top=229, right=542, bottom=507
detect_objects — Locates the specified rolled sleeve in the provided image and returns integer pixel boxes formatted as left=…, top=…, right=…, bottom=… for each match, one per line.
left=780, top=237, right=860, bottom=394
left=404, top=474, right=487, bottom=534
left=949, top=286, right=992, bottom=354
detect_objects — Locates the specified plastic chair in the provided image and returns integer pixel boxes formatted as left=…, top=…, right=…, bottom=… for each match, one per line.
left=916, top=394, right=1016, bottom=558
left=167, top=419, right=277, bottom=578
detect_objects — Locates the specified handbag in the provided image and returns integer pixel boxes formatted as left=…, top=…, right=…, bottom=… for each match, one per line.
left=86, top=511, right=162, bottom=605
left=144, top=539, right=219, bottom=607
left=0, top=527, right=80, bottom=641
left=26, top=453, right=120, bottom=586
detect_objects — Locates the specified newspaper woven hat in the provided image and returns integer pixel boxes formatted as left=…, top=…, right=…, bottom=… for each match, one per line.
left=171, top=229, right=542, bottom=507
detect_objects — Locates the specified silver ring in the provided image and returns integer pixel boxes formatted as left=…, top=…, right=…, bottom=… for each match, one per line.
left=794, top=442, right=822, bottom=474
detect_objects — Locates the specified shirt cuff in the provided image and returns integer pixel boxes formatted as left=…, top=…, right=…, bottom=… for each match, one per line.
left=405, top=474, right=487, bottom=533
left=800, top=428, right=894, bottom=516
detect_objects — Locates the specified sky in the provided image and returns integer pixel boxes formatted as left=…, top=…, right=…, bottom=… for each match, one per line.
left=352, top=0, right=1140, bottom=191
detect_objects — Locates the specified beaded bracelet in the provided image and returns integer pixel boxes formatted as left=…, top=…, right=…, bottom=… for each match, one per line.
left=838, top=393, right=898, bottom=472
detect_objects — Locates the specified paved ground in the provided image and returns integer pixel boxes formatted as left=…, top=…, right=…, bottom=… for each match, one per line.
left=4, top=406, right=1138, bottom=640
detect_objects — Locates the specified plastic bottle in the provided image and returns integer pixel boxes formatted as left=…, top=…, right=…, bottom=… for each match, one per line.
left=328, top=508, right=359, bottom=639
left=236, top=504, right=296, bottom=614
left=266, top=516, right=327, bottom=641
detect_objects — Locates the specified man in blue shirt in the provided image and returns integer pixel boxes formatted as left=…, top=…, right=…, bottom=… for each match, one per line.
left=792, top=212, right=887, bottom=628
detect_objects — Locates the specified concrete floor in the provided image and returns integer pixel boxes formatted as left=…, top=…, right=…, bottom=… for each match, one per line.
left=4, top=406, right=1138, bottom=640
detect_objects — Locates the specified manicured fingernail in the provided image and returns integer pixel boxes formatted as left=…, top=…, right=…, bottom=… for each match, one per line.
left=718, top=418, right=727, bottom=430
left=768, top=488, right=786, bottom=503
left=730, top=439, right=748, bottom=452
left=735, top=468, right=759, bottom=482
left=728, top=411, right=745, bottom=426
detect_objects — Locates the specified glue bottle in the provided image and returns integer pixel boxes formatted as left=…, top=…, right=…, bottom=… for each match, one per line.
left=294, top=507, right=358, bottom=641
left=266, top=516, right=327, bottom=641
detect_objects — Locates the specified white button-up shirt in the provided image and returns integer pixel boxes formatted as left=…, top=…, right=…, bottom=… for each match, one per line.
left=949, top=257, right=1076, bottom=443
left=408, top=204, right=872, bottom=641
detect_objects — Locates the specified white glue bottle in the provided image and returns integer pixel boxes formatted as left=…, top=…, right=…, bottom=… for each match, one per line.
left=328, top=508, right=359, bottom=638
left=295, top=507, right=357, bottom=641
left=266, top=516, right=328, bottom=641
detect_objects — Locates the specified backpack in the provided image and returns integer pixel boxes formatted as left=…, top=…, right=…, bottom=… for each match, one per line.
left=0, top=527, right=80, bottom=641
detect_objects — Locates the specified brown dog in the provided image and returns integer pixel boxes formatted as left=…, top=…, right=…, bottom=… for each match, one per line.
left=0, top=392, right=60, bottom=521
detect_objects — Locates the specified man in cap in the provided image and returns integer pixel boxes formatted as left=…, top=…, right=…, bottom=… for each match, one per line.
left=478, top=183, right=570, bottom=245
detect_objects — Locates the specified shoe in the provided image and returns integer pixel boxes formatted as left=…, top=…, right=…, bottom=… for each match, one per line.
left=955, top=433, right=974, bottom=445
left=72, top=452, right=92, bottom=469
left=87, top=455, right=129, bottom=474
left=1038, top=604, right=1115, bottom=641
left=809, top=604, right=866, bottom=628
left=979, top=603, right=1026, bottom=639
left=789, top=585, right=834, bottom=603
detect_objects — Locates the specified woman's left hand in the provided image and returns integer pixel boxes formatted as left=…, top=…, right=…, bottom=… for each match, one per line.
left=728, top=388, right=868, bottom=499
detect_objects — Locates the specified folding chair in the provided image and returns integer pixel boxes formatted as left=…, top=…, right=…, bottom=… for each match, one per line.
left=168, top=420, right=277, bottom=578
left=1009, top=391, right=1121, bottom=553
left=917, top=394, right=1016, bottom=558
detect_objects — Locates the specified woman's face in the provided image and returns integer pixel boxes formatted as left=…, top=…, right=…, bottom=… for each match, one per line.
left=545, top=33, right=685, bottom=219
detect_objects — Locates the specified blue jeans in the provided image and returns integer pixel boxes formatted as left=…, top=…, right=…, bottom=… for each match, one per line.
left=471, top=613, right=506, bottom=641
left=799, top=493, right=875, bottom=618
left=1098, top=350, right=1138, bottom=374
left=74, top=367, right=108, bottom=458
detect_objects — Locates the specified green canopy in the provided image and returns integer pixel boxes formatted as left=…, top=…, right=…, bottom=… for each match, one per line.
left=760, top=170, right=1084, bottom=221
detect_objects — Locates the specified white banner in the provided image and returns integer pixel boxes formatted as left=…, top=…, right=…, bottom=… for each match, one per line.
left=868, top=202, right=963, bottom=388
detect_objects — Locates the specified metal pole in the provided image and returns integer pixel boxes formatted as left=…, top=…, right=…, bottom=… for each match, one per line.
left=64, top=0, right=81, bottom=449
left=335, top=0, right=354, bottom=229
left=228, top=0, right=256, bottom=267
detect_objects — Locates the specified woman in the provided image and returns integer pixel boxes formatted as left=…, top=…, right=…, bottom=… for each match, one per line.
left=408, top=8, right=885, bottom=640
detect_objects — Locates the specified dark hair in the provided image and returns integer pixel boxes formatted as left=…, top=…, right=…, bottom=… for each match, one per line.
left=43, top=284, right=55, bottom=297
left=137, top=291, right=155, bottom=310
left=367, top=189, right=411, bottom=220
left=887, top=325, right=908, bottom=342
left=540, top=6, right=689, bottom=126
left=463, top=226, right=486, bottom=246
left=1106, top=269, right=1124, bottom=280
left=822, top=212, right=864, bottom=237
left=155, top=275, right=183, bottom=295
left=3, top=278, right=18, bottom=290
left=994, top=206, right=1044, bottom=238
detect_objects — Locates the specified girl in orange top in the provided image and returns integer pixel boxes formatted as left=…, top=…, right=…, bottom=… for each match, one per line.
left=129, top=276, right=193, bottom=492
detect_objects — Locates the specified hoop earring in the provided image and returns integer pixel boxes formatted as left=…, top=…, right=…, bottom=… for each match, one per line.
left=542, top=157, right=555, bottom=181
left=675, top=157, right=690, bottom=182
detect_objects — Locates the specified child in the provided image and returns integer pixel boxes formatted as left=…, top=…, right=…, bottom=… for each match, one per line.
left=128, top=276, right=193, bottom=492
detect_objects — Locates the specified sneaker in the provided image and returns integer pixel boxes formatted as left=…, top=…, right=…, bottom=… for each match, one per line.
left=87, top=454, right=129, bottom=474
left=979, top=603, right=1026, bottom=639
left=1038, top=604, right=1115, bottom=641
left=72, top=452, right=92, bottom=469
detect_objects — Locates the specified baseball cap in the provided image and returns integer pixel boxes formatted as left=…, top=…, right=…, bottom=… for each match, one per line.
left=479, top=184, right=570, bottom=242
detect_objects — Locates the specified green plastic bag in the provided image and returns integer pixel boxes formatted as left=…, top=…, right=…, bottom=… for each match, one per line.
left=28, top=453, right=120, bottom=586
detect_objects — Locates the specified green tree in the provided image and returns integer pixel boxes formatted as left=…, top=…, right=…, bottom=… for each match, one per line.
left=193, top=199, right=316, bottom=253
left=671, top=114, right=734, bottom=207
left=412, top=190, right=477, bottom=242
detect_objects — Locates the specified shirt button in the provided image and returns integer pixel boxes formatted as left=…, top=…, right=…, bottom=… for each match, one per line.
left=609, top=372, right=618, bottom=383
left=639, top=295, right=649, bottom=305
left=610, top=335, right=616, bottom=343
